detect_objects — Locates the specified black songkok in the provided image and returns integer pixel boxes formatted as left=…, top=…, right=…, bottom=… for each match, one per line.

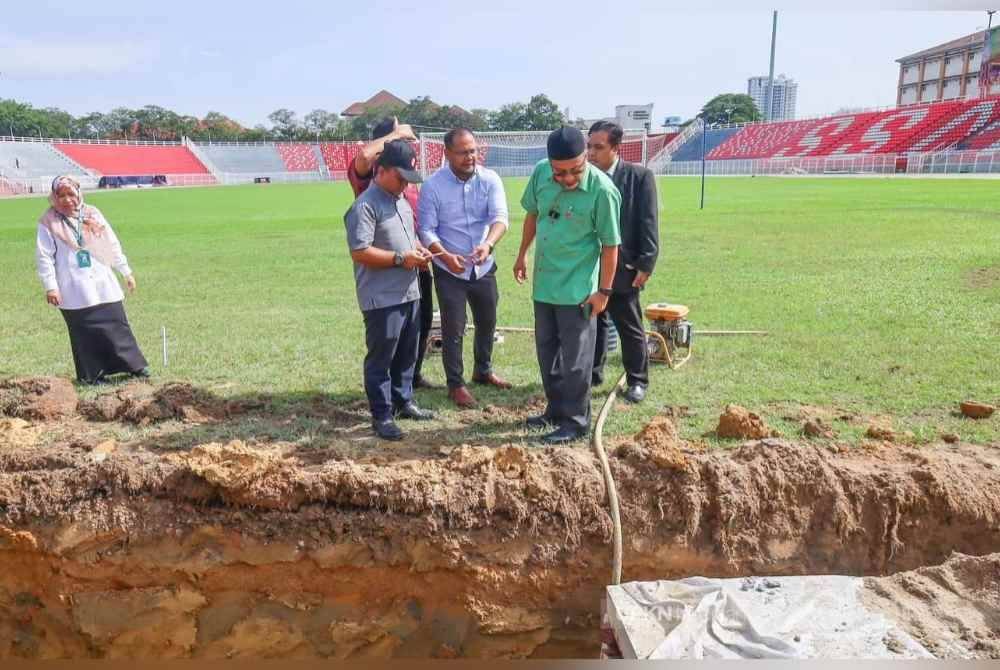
left=546, top=126, right=585, bottom=160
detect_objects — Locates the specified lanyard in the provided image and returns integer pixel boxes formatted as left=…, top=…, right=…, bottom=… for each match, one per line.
left=58, top=211, right=85, bottom=248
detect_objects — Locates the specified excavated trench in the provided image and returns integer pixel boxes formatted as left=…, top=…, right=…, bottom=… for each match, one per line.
left=1, top=378, right=999, bottom=659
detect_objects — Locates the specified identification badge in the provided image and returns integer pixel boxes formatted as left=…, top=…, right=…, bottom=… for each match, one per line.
left=76, top=250, right=92, bottom=268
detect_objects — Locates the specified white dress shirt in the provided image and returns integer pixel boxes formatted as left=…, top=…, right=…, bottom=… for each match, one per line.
left=36, top=212, right=133, bottom=311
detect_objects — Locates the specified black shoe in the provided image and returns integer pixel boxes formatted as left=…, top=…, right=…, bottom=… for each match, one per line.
left=394, top=402, right=435, bottom=421
left=525, top=414, right=556, bottom=430
left=373, top=419, right=404, bottom=441
left=541, top=426, right=588, bottom=445
left=623, top=384, right=646, bottom=404
left=413, top=375, right=438, bottom=390
left=591, top=374, right=604, bottom=387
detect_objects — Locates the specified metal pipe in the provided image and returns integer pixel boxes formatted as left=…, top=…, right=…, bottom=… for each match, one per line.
left=696, top=330, right=769, bottom=336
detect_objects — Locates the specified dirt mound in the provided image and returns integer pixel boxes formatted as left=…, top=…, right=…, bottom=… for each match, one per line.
left=617, top=415, right=689, bottom=470
left=960, top=401, right=995, bottom=420
left=78, top=382, right=231, bottom=424
left=863, top=552, right=1000, bottom=658
left=716, top=404, right=777, bottom=440
left=865, top=422, right=896, bottom=442
left=803, top=417, right=836, bottom=439
left=0, top=419, right=41, bottom=450
left=0, top=377, right=77, bottom=421
left=165, top=441, right=306, bottom=510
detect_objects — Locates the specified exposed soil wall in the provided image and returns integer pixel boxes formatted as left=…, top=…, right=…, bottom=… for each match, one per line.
left=2, top=426, right=1000, bottom=658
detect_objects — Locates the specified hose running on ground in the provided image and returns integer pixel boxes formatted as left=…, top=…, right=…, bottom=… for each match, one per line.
left=592, top=370, right=628, bottom=586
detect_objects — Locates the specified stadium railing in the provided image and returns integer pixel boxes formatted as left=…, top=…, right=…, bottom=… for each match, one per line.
left=652, top=153, right=900, bottom=176
left=906, top=149, right=1000, bottom=174
left=3, top=136, right=183, bottom=146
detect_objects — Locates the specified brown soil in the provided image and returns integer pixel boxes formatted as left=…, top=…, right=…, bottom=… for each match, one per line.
left=0, top=419, right=40, bottom=450
left=716, top=404, right=778, bottom=439
left=863, top=552, right=1000, bottom=658
left=803, top=417, right=836, bottom=439
left=0, top=377, right=77, bottom=421
left=78, top=382, right=238, bottom=425
left=960, top=401, right=995, bottom=420
left=2, top=381, right=1000, bottom=659
left=615, top=415, right=691, bottom=470
left=866, top=422, right=897, bottom=442
left=964, top=265, right=1000, bottom=290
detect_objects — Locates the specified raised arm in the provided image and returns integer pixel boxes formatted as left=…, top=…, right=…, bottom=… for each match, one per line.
left=353, top=119, right=417, bottom=177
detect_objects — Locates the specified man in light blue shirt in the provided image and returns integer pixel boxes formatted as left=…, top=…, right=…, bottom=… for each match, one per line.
left=418, top=128, right=511, bottom=408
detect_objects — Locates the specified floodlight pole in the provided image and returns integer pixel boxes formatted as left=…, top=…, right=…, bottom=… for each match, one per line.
left=766, top=11, right=778, bottom=122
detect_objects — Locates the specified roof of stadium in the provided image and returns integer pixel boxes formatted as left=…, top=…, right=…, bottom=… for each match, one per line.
left=897, top=30, right=987, bottom=63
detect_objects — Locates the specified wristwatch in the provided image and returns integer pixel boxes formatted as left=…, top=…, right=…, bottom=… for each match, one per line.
left=598, top=287, right=613, bottom=297
left=487, top=243, right=495, bottom=255
left=393, top=251, right=404, bottom=267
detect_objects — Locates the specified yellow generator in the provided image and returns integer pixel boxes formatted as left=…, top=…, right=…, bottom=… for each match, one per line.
left=644, top=303, right=693, bottom=368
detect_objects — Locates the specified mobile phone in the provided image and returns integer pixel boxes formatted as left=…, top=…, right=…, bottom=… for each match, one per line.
left=580, top=302, right=593, bottom=320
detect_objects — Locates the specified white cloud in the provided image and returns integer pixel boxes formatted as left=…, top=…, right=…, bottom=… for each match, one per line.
left=0, top=38, right=157, bottom=78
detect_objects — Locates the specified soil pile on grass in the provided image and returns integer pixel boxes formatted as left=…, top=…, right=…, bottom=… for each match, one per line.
left=617, top=415, right=689, bottom=470
left=78, top=382, right=233, bottom=424
left=960, top=401, right=995, bottom=420
left=0, top=377, right=77, bottom=421
left=716, top=404, right=777, bottom=440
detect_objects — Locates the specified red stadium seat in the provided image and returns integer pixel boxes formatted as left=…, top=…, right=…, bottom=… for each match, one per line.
left=276, top=144, right=319, bottom=172
left=708, top=96, right=1000, bottom=159
left=962, top=119, right=1000, bottom=150
left=55, top=143, right=210, bottom=176
left=319, top=143, right=363, bottom=178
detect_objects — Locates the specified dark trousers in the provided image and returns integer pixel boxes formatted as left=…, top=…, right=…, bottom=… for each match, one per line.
left=362, top=300, right=420, bottom=422
left=593, top=290, right=650, bottom=388
left=534, top=301, right=596, bottom=433
left=414, top=269, right=433, bottom=380
left=433, top=265, right=499, bottom=389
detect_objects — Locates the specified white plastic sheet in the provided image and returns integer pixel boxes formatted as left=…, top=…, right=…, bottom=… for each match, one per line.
left=605, top=575, right=932, bottom=659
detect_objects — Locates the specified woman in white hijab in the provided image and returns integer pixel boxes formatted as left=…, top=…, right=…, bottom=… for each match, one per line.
left=36, top=176, right=149, bottom=384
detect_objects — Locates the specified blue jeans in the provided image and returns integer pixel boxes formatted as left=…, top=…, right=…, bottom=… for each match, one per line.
left=363, top=300, right=420, bottom=421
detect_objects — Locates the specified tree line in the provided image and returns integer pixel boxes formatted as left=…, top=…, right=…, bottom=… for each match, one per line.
left=1, top=91, right=765, bottom=142
left=0, top=93, right=568, bottom=142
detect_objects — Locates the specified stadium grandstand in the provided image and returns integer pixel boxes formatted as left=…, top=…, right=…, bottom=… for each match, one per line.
left=2, top=94, right=999, bottom=196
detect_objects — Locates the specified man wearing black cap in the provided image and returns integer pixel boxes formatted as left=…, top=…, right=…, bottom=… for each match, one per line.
left=348, top=116, right=437, bottom=391
left=587, top=121, right=659, bottom=404
left=345, top=139, right=435, bottom=441
left=513, top=127, right=622, bottom=444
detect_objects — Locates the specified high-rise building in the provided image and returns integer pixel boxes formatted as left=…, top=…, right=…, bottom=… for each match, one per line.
left=748, top=74, right=798, bottom=121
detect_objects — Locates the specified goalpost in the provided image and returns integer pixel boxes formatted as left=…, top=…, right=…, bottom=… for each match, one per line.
left=418, top=129, right=672, bottom=178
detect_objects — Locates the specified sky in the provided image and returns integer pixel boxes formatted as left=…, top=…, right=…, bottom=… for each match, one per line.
left=1, top=1, right=994, bottom=128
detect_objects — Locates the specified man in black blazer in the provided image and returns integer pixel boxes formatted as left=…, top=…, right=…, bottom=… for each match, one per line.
left=587, top=121, right=659, bottom=403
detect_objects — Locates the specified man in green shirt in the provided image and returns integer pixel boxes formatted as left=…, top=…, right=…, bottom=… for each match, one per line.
left=513, top=126, right=621, bottom=444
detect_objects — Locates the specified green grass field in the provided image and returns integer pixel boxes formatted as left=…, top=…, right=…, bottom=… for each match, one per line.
left=1, top=177, right=998, bottom=444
